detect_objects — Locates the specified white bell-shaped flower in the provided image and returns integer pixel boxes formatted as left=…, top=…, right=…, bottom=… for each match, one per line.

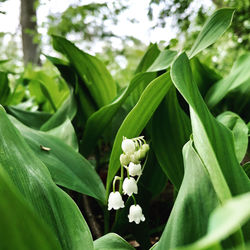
left=122, top=139, right=136, bottom=155
left=122, top=177, right=138, bottom=196
left=128, top=204, right=145, bottom=224
left=108, top=191, right=125, bottom=210
left=128, top=162, right=142, bottom=177
left=120, top=153, right=130, bottom=166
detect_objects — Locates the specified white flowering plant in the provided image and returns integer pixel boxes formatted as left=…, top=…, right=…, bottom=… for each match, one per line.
left=0, top=7, right=249, bottom=250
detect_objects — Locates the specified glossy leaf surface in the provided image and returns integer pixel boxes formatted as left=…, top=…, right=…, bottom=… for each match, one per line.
left=189, top=8, right=234, bottom=58
left=0, top=107, right=93, bottom=250
left=10, top=115, right=106, bottom=204
left=152, top=86, right=191, bottom=189
left=0, top=167, right=61, bottom=250
left=52, top=35, right=117, bottom=108
left=94, top=233, right=135, bottom=250
left=106, top=72, right=172, bottom=194
left=82, top=72, right=155, bottom=156
left=171, top=52, right=250, bottom=202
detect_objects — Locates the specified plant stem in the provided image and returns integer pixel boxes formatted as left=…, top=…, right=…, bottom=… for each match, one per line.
left=119, top=165, right=124, bottom=193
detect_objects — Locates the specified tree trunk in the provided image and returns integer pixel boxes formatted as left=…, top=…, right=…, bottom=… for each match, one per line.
left=20, top=0, right=40, bottom=65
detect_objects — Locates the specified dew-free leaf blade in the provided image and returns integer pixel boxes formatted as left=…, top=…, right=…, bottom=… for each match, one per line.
left=189, top=8, right=234, bottom=58
left=0, top=167, right=62, bottom=250
left=0, top=106, right=93, bottom=250
left=172, top=193, right=250, bottom=250
left=147, top=50, right=177, bottom=72
left=106, top=72, right=172, bottom=196
left=46, top=118, right=79, bottom=152
left=41, top=89, right=77, bottom=131
left=10, top=115, right=106, bottom=204
left=205, top=53, right=250, bottom=108
left=6, top=105, right=52, bottom=129
left=0, top=71, right=10, bottom=105
left=217, top=111, right=248, bottom=163
left=94, top=233, right=135, bottom=250
left=155, top=140, right=220, bottom=250
left=81, top=72, right=155, bottom=156
left=152, top=86, right=191, bottom=189
left=52, top=35, right=117, bottom=108
left=171, top=52, right=250, bottom=201
left=135, top=43, right=160, bottom=73
left=170, top=52, right=250, bottom=238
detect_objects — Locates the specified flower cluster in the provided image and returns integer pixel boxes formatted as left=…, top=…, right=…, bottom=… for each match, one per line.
left=108, top=136, right=149, bottom=224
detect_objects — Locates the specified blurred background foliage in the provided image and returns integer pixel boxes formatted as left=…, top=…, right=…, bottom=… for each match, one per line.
left=0, top=0, right=249, bottom=84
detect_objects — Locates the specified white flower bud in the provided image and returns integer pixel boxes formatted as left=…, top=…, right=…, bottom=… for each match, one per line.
left=108, top=192, right=125, bottom=210
left=120, top=153, right=130, bottom=166
left=128, top=162, right=142, bottom=177
left=142, top=144, right=150, bottom=153
left=130, top=153, right=140, bottom=164
left=122, top=139, right=136, bottom=155
left=122, top=177, right=138, bottom=196
left=128, top=204, right=145, bottom=224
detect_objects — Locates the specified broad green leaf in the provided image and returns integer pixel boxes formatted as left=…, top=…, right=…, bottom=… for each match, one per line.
left=152, top=86, right=191, bottom=189
left=46, top=118, right=79, bottom=152
left=46, top=55, right=98, bottom=121
left=170, top=52, right=250, bottom=239
left=190, top=57, right=221, bottom=97
left=172, top=193, right=250, bottom=250
left=155, top=140, right=220, bottom=250
left=7, top=81, right=26, bottom=106
left=0, top=106, right=93, bottom=250
left=6, top=105, right=52, bottom=129
left=40, top=82, right=57, bottom=112
left=81, top=73, right=155, bottom=156
left=94, top=233, right=135, bottom=250
left=106, top=72, right=172, bottom=195
left=10, top=115, right=106, bottom=204
left=217, top=112, right=248, bottom=163
left=26, top=67, right=69, bottom=113
left=0, top=71, right=10, bottom=105
left=147, top=50, right=177, bottom=72
left=205, top=53, right=250, bottom=108
left=171, top=52, right=250, bottom=203
left=0, top=166, right=61, bottom=250
left=41, top=89, right=77, bottom=131
left=135, top=43, right=160, bottom=73
left=129, top=49, right=177, bottom=108
left=189, top=8, right=234, bottom=58
left=52, top=35, right=117, bottom=108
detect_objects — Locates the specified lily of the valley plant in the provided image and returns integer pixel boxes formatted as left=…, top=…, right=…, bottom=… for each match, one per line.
left=108, top=136, right=149, bottom=224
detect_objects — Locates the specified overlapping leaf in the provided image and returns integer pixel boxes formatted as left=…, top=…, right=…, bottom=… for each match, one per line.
left=0, top=71, right=10, bottom=105
left=10, top=115, right=106, bottom=204
left=52, top=35, right=117, bottom=108
left=106, top=72, right=172, bottom=195
left=188, top=8, right=235, bottom=58
left=206, top=53, right=250, bottom=108
left=0, top=167, right=61, bottom=250
left=170, top=52, right=250, bottom=237
left=172, top=193, right=250, bottom=250
left=147, top=50, right=177, bottom=72
left=217, top=111, right=248, bottom=163
left=152, top=86, right=191, bottom=189
left=81, top=73, right=155, bottom=156
left=94, top=233, right=135, bottom=250
left=41, top=89, right=77, bottom=131
left=155, top=140, right=220, bottom=250
left=0, top=106, right=93, bottom=250
left=6, top=106, right=52, bottom=129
